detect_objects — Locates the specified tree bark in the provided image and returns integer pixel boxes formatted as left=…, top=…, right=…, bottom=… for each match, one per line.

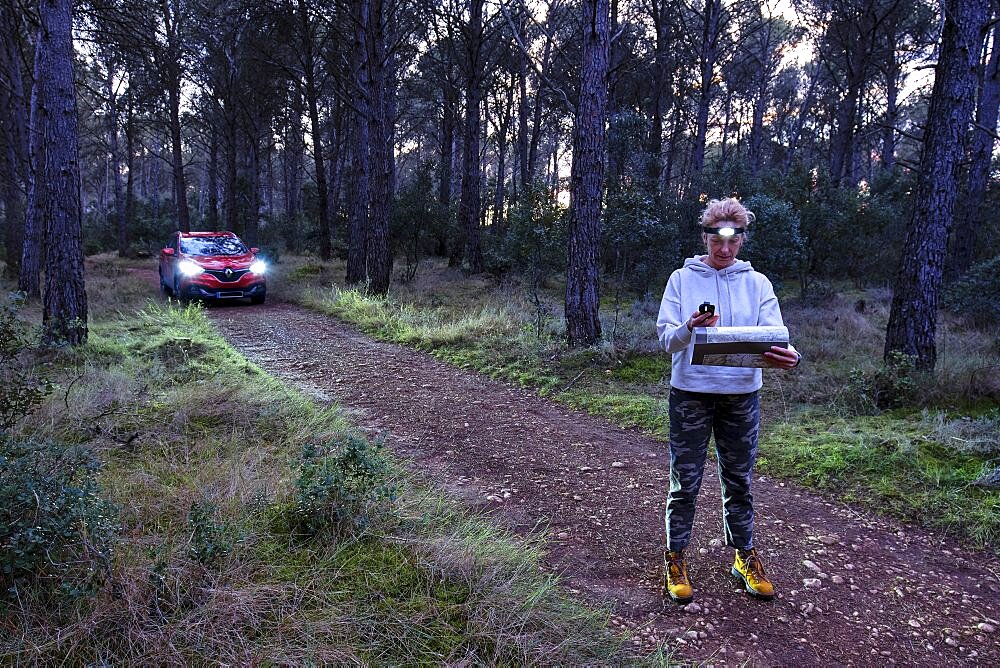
left=0, top=1, right=27, bottom=279
left=162, top=0, right=190, bottom=232
left=366, top=0, right=392, bottom=294
left=105, top=62, right=127, bottom=256
left=949, top=18, right=999, bottom=279
left=884, top=0, right=988, bottom=370
left=35, top=0, right=87, bottom=344
left=346, top=0, right=371, bottom=285
left=459, top=0, right=485, bottom=272
left=689, top=0, right=722, bottom=185
left=19, top=23, right=44, bottom=297
left=565, top=0, right=609, bottom=346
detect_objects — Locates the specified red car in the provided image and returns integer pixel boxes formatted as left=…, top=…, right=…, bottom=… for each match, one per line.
left=159, top=231, right=267, bottom=304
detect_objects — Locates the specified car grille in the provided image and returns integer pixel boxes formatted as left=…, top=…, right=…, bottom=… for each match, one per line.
left=205, top=268, right=249, bottom=282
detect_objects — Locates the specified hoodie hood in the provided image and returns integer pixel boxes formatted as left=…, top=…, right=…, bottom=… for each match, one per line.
left=682, top=256, right=754, bottom=276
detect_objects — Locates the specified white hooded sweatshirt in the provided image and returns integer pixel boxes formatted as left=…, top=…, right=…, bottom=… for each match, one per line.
left=656, top=256, right=790, bottom=394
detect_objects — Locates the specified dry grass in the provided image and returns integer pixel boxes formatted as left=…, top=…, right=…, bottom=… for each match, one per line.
left=1, top=260, right=633, bottom=665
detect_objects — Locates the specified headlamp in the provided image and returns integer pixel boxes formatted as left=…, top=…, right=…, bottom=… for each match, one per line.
left=701, top=225, right=745, bottom=237
left=250, top=260, right=267, bottom=275
left=178, top=260, right=204, bottom=276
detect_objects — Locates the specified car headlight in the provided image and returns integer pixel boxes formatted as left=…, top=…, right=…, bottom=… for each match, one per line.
left=250, top=260, right=267, bottom=275
left=178, top=260, right=204, bottom=277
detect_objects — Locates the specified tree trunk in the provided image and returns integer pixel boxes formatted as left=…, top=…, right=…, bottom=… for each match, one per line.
left=35, top=0, right=87, bottom=344
left=366, top=0, right=392, bottom=294
left=949, top=19, right=999, bottom=279
left=459, top=0, right=485, bottom=272
left=565, top=0, right=609, bottom=346
left=105, top=64, right=127, bottom=256
left=346, top=0, right=371, bottom=285
left=881, top=35, right=900, bottom=172
left=165, top=57, right=189, bottom=231
left=527, top=34, right=551, bottom=183
left=783, top=64, right=820, bottom=174
left=1, top=1, right=28, bottom=279
left=884, top=0, right=988, bottom=370
left=439, top=73, right=457, bottom=209
left=690, top=0, right=721, bottom=185
left=298, top=0, right=331, bottom=261
left=207, top=130, right=220, bottom=228
left=19, top=28, right=44, bottom=297
left=516, top=1, right=529, bottom=189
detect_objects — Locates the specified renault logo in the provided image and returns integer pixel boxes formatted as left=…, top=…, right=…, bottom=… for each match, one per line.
left=224, top=268, right=233, bottom=278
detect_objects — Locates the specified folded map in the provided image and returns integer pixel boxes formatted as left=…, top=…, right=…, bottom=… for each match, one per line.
left=689, top=326, right=790, bottom=368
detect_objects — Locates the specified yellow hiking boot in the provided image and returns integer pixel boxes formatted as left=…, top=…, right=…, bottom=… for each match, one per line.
left=663, top=550, right=693, bottom=604
left=732, top=547, right=775, bottom=600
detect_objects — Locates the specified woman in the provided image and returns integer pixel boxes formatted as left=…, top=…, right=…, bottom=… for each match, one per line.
left=655, top=197, right=799, bottom=604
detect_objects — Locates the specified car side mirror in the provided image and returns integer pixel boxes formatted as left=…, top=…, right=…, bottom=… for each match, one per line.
left=250, top=247, right=259, bottom=254
left=162, top=248, right=175, bottom=256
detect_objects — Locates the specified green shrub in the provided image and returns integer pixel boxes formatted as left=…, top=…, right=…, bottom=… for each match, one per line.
left=187, top=501, right=231, bottom=566
left=291, top=434, right=395, bottom=537
left=944, top=255, right=1000, bottom=322
left=845, top=351, right=917, bottom=413
left=0, top=438, right=117, bottom=603
left=742, top=193, right=804, bottom=286
left=0, top=293, right=52, bottom=432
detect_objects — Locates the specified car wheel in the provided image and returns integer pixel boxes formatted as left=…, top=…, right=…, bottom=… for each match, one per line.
left=249, top=292, right=266, bottom=305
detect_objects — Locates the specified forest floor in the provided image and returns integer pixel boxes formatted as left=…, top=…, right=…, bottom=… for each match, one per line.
left=206, top=299, right=1000, bottom=667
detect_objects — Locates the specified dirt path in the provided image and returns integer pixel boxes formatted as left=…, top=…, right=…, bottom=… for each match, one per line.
left=208, top=302, right=999, bottom=666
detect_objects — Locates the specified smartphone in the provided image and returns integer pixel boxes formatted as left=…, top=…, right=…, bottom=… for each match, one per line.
left=699, top=302, right=715, bottom=316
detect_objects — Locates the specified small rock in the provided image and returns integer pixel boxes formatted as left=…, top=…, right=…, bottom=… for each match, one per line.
left=699, top=548, right=710, bottom=555
left=750, top=633, right=759, bottom=641
left=819, top=535, right=838, bottom=545
left=977, top=623, right=995, bottom=633
left=611, top=461, right=625, bottom=468
left=579, top=466, right=593, bottom=472
left=572, top=495, right=583, bottom=501
left=705, top=623, right=715, bottom=632
left=684, top=602, right=702, bottom=613
left=698, top=631, right=708, bottom=639
left=909, top=620, right=921, bottom=629
left=709, top=538, right=723, bottom=547
left=685, top=630, right=700, bottom=640
left=818, top=572, right=829, bottom=579
left=945, top=637, right=958, bottom=647
left=831, top=575, right=845, bottom=585
left=803, top=578, right=821, bottom=588
left=557, top=532, right=568, bottom=539
left=803, top=560, right=821, bottom=572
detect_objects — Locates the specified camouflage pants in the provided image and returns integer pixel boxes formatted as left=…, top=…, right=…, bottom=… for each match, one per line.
left=665, top=388, right=760, bottom=552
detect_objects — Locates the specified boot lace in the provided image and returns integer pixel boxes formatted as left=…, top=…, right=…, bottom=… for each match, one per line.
left=741, top=549, right=768, bottom=583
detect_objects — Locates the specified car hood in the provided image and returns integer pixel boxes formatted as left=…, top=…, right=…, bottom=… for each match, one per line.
left=182, top=253, right=256, bottom=270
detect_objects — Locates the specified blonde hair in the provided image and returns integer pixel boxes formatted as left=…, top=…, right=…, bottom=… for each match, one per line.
left=700, top=197, right=755, bottom=229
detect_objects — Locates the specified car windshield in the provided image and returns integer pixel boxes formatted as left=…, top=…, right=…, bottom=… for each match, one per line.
left=180, top=236, right=248, bottom=257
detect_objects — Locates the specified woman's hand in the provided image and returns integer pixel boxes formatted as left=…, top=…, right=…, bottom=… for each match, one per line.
left=686, top=310, right=720, bottom=332
left=763, top=346, right=800, bottom=370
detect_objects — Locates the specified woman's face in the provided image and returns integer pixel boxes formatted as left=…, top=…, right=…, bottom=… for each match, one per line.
left=703, top=224, right=745, bottom=269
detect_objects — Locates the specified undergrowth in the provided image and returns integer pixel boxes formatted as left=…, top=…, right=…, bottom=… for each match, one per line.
left=286, top=258, right=1000, bottom=549
left=1, top=261, right=633, bottom=664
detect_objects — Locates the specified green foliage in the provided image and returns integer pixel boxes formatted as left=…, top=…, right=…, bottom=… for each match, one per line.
left=0, top=293, right=52, bottom=432
left=943, top=255, right=1000, bottom=323
left=0, top=437, right=116, bottom=603
left=742, top=194, right=804, bottom=285
left=187, top=501, right=231, bottom=566
left=292, top=434, right=395, bottom=537
left=845, top=351, right=917, bottom=413
left=393, top=161, right=447, bottom=281
left=487, top=181, right=567, bottom=275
